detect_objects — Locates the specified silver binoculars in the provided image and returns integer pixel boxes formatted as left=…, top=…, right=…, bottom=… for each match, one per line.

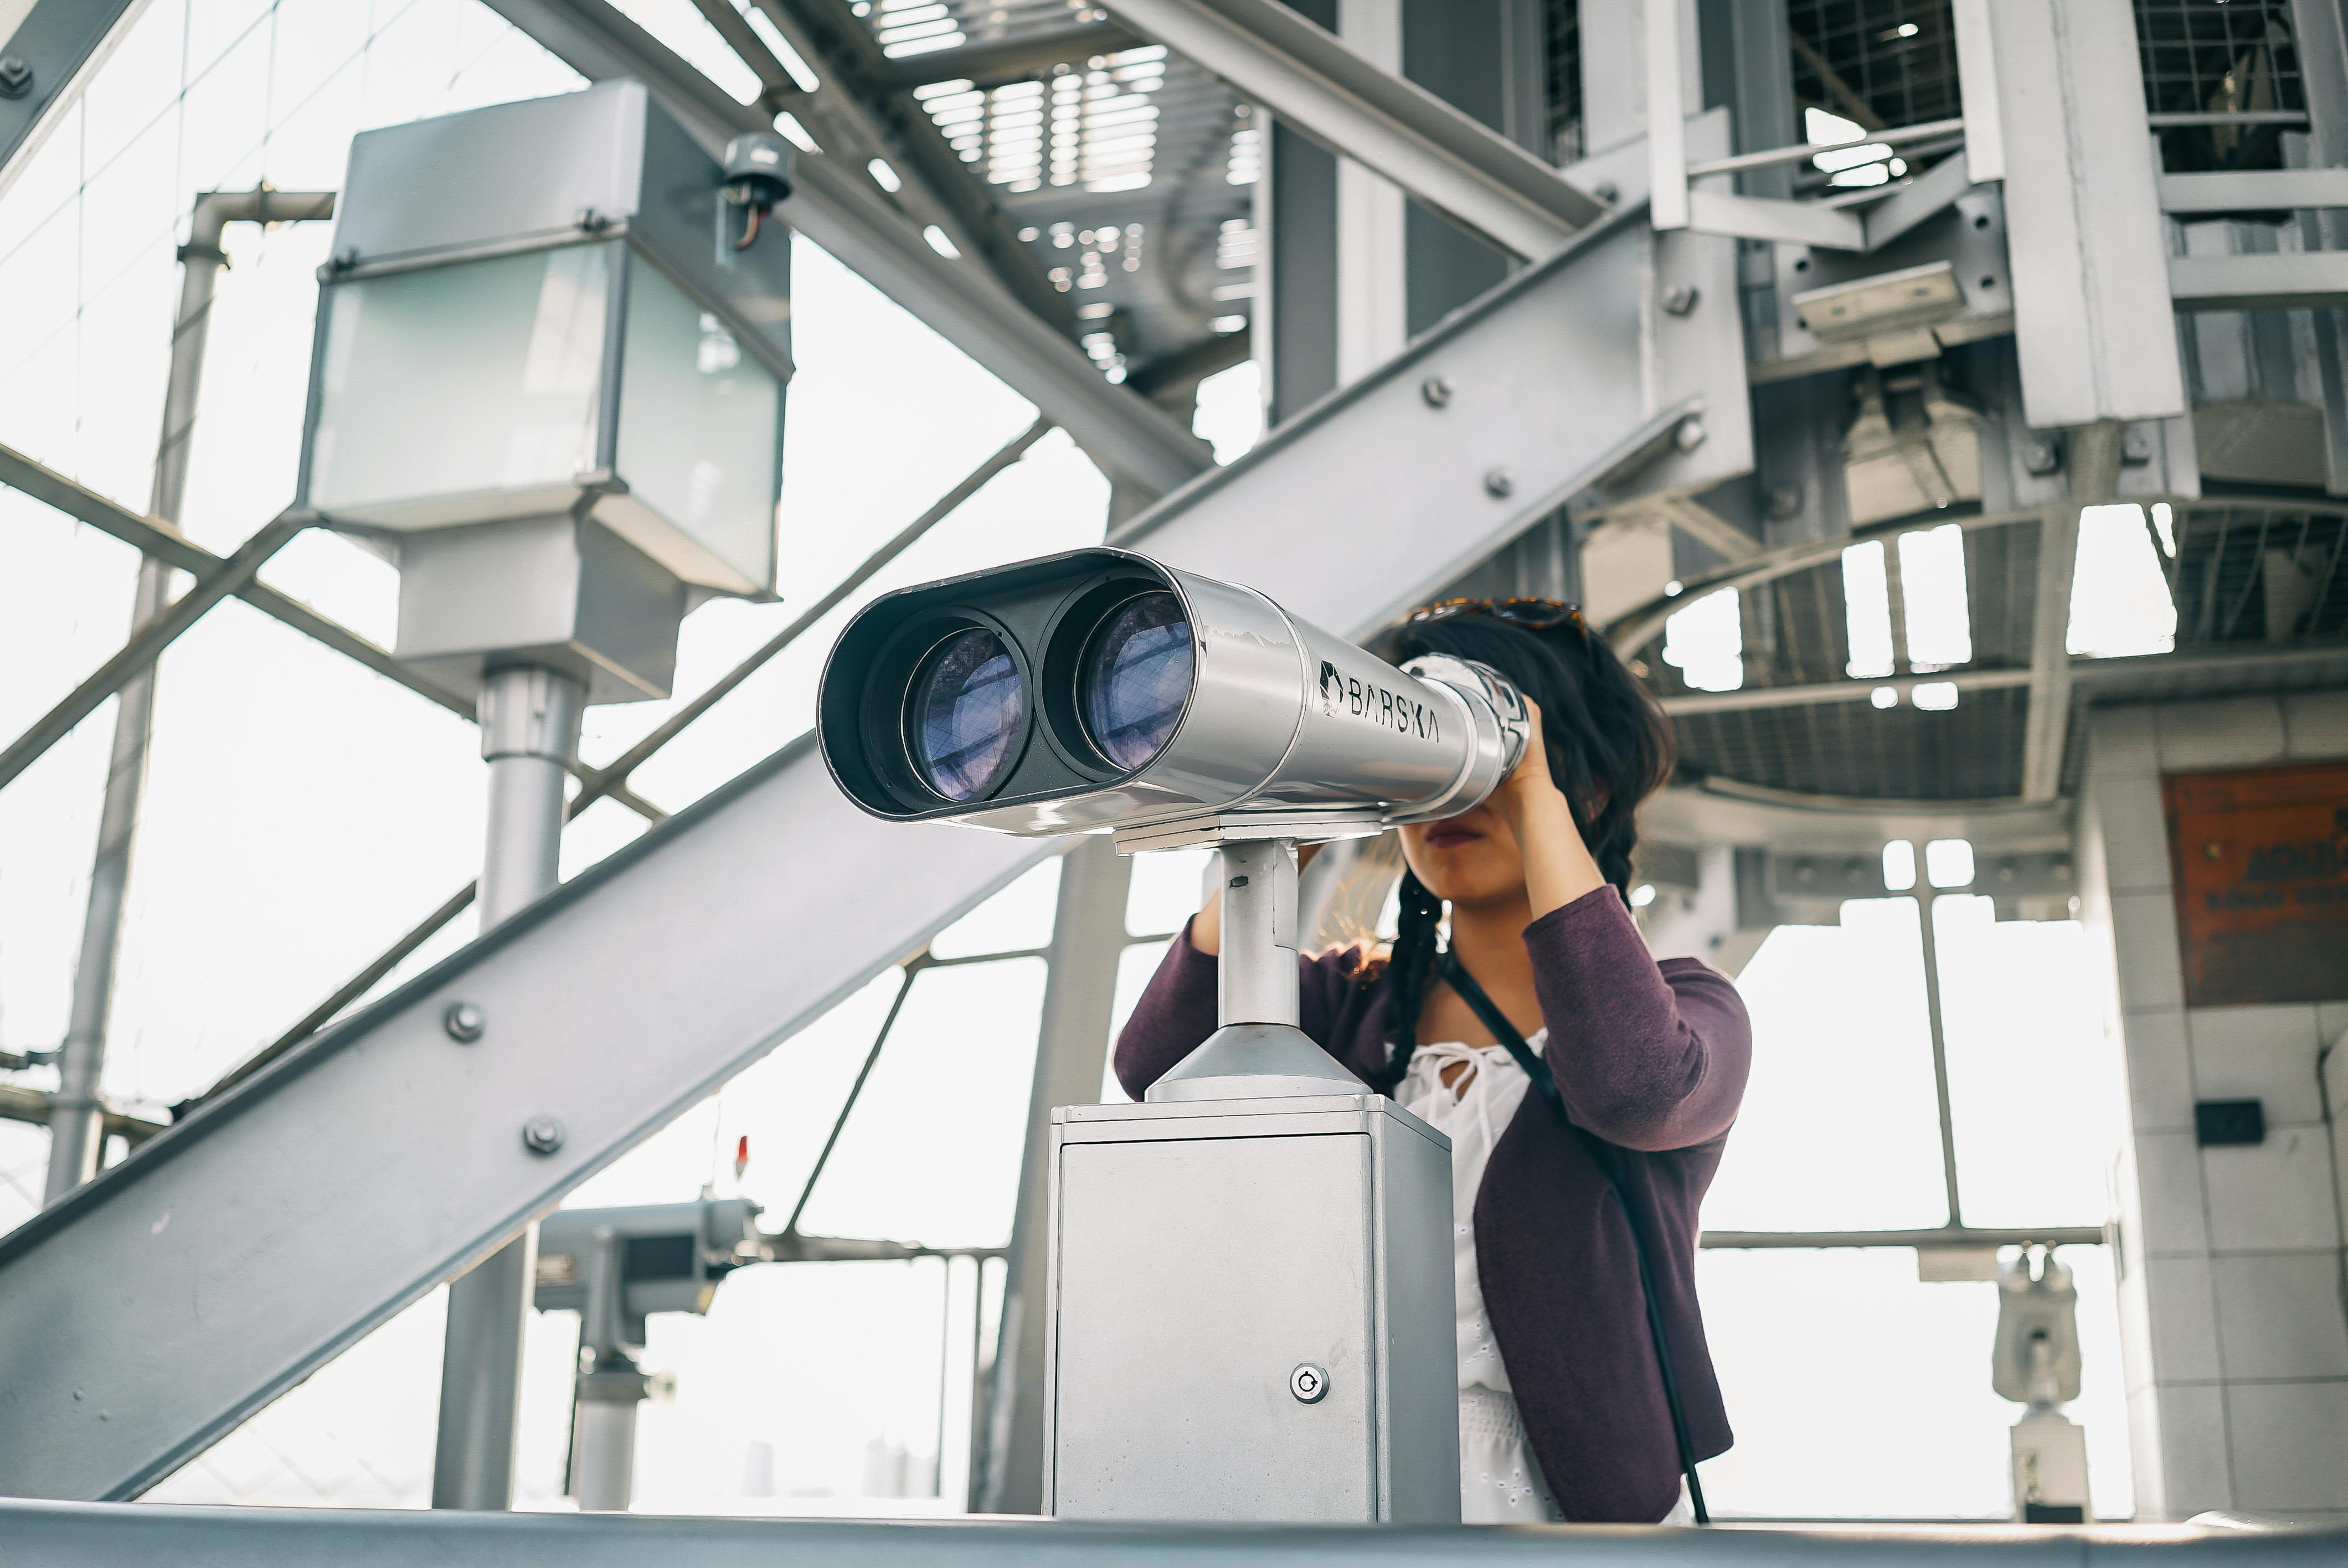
left=818, top=548, right=1532, bottom=847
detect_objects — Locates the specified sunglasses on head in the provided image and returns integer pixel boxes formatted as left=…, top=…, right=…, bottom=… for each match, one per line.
left=1404, top=596, right=1587, bottom=634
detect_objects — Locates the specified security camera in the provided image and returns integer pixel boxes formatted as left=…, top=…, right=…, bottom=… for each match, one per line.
left=817, top=547, right=1531, bottom=849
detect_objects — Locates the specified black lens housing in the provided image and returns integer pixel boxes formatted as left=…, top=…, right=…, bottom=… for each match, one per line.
left=819, top=549, right=1199, bottom=822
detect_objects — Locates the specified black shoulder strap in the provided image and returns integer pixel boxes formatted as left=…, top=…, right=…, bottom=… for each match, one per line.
left=1437, top=950, right=1710, bottom=1525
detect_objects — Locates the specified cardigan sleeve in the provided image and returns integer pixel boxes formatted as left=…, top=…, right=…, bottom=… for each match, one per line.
left=1522, top=886, right=1751, bottom=1152
left=1110, top=920, right=1375, bottom=1099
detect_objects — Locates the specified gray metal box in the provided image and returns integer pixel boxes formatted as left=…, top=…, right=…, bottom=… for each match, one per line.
left=1044, top=1093, right=1458, bottom=1523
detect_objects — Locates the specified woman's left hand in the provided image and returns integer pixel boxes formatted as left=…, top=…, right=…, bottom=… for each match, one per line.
left=1489, top=696, right=1564, bottom=821
left=1484, top=696, right=1608, bottom=918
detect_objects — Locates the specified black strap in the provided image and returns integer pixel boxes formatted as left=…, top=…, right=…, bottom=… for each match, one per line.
left=1438, top=951, right=1710, bottom=1525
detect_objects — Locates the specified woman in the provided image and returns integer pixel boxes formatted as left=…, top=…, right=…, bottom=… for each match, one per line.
left=1112, top=597, right=1751, bottom=1526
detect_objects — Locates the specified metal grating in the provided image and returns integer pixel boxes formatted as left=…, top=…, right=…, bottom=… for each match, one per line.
left=1544, top=0, right=1581, bottom=165
left=1785, top=0, right=1962, bottom=133
left=1641, top=517, right=2036, bottom=702
left=890, top=16, right=1252, bottom=369
left=2134, top=0, right=2304, bottom=173
left=2169, top=503, right=2348, bottom=646
left=1673, top=687, right=2028, bottom=801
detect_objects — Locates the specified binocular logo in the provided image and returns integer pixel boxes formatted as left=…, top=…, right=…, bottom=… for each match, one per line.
left=1320, top=661, right=1443, bottom=744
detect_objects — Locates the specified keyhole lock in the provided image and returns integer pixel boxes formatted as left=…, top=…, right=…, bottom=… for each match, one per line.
left=1289, top=1362, right=1329, bottom=1404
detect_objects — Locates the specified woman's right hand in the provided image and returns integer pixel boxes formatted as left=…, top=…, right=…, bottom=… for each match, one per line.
left=1188, top=840, right=1324, bottom=956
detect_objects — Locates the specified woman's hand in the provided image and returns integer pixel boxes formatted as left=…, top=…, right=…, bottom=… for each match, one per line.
left=1483, top=697, right=1608, bottom=922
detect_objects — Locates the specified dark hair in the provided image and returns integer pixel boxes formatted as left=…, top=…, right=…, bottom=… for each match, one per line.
left=1373, top=614, right=1675, bottom=1089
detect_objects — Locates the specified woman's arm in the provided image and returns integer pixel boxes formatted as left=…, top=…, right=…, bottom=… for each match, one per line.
left=1484, top=699, right=1606, bottom=920
left=1525, top=892, right=1752, bottom=1151
left=1486, top=701, right=1751, bottom=1150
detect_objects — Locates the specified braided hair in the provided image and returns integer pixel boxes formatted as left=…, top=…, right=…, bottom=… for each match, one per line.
left=1371, top=613, right=1675, bottom=1091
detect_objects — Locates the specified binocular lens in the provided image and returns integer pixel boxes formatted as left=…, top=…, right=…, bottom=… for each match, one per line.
left=912, top=628, right=1025, bottom=801
left=1080, top=591, right=1193, bottom=771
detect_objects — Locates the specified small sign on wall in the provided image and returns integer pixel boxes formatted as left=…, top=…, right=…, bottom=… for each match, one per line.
left=2165, top=762, right=2348, bottom=1007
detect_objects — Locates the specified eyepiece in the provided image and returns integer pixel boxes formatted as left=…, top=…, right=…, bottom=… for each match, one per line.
left=1079, top=590, right=1193, bottom=772
left=909, top=627, right=1025, bottom=801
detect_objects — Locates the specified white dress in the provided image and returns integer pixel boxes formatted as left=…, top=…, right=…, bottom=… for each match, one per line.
left=1396, top=1030, right=1695, bottom=1526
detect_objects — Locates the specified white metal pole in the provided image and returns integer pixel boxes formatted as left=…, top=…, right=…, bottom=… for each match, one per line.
left=431, top=663, right=584, bottom=1510
left=43, top=189, right=334, bottom=1204
left=1216, top=840, right=1300, bottom=1028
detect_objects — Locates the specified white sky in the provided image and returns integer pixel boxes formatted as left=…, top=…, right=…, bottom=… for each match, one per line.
left=1, top=0, right=2138, bottom=1524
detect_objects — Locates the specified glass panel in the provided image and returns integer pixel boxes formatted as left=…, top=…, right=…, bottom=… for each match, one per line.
left=1700, top=899, right=1950, bottom=1232
left=796, top=958, right=1047, bottom=1247
left=615, top=257, right=782, bottom=590
left=1698, top=1245, right=2133, bottom=1520
left=930, top=857, right=1062, bottom=958
left=307, top=243, right=611, bottom=515
left=1934, top=898, right=2121, bottom=1229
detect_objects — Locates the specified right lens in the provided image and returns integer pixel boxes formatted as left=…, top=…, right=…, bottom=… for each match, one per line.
left=910, top=628, right=1025, bottom=801
left=1079, top=591, right=1193, bottom=771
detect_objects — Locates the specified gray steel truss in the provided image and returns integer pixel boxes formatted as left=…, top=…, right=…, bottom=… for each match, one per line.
left=480, top=0, right=1209, bottom=498
left=0, top=196, right=1745, bottom=1503
left=3, top=1497, right=2343, bottom=1564
left=1105, top=0, right=1605, bottom=260
left=0, top=0, right=145, bottom=196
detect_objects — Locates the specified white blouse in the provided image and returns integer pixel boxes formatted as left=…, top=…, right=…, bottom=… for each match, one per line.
left=1396, top=1029, right=1695, bottom=1527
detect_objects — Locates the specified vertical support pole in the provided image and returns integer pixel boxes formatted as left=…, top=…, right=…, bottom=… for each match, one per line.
left=432, top=663, right=585, bottom=1511
left=1915, top=885, right=1964, bottom=1229
left=1335, top=0, right=1408, bottom=382
left=43, top=189, right=336, bottom=1202
left=1646, top=0, right=1690, bottom=231
left=1950, top=0, right=2006, bottom=185
left=1217, top=840, right=1300, bottom=1028
left=972, top=839, right=1132, bottom=1513
left=569, top=1223, right=648, bottom=1512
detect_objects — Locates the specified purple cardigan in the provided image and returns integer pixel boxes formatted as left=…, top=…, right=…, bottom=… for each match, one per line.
left=1113, top=886, right=1751, bottom=1525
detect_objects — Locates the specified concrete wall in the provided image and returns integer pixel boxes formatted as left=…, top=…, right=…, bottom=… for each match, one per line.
left=2078, top=690, right=2348, bottom=1520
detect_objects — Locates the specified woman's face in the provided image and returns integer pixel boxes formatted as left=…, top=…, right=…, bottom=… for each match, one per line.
left=1397, top=803, right=1528, bottom=910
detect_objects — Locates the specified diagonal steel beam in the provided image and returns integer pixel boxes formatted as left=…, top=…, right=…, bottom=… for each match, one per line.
left=481, top=0, right=1207, bottom=496
left=0, top=199, right=1737, bottom=1503
left=187, top=417, right=1051, bottom=1108
left=0, top=513, right=309, bottom=793
left=0, top=0, right=146, bottom=199
left=0, top=443, right=475, bottom=720
left=1103, top=0, right=1606, bottom=259
left=747, top=0, right=1077, bottom=337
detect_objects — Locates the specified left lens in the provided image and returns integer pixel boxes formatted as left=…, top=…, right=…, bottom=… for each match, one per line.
left=1079, top=591, right=1193, bottom=771
left=910, top=628, right=1024, bottom=800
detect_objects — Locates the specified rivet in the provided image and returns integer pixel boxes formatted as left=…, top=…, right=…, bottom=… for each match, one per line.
left=523, top=1117, right=566, bottom=1155
left=1674, top=417, right=1707, bottom=452
left=1421, top=375, right=1453, bottom=407
left=444, top=1002, right=486, bottom=1043
left=1662, top=284, right=1700, bottom=317
left=1483, top=467, right=1515, bottom=497
left=0, top=58, right=32, bottom=100
left=1592, top=180, right=1619, bottom=204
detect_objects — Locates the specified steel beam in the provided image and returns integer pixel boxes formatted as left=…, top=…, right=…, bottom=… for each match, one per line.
left=0, top=0, right=145, bottom=198
left=1104, top=0, right=1605, bottom=259
left=2169, top=250, right=2348, bottom=312
left=879, top=21, right=1147, bottom=89
left=745, top=0, right=1077, bottom=336
left=2020, top=422, right=2122, bottom=803
left=0, top=513, right=308, bottom=795
left=1658, top=667, right=2032, bottom=717
left=0, top=443, right=474, bottom=720
left=480, top=0, right=1207, bottom=497
left=1980, top=0, right=2185, bottom=426
left=0, top=199, right=1737, bottom=1503
left=6, top=1498, right=2337, bottom=1564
